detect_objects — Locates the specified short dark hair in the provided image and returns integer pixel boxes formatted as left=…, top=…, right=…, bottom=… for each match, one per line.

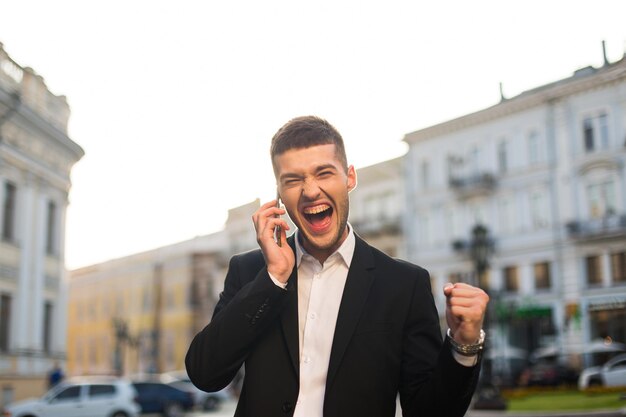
left=270, top=116, right=348, bottom=173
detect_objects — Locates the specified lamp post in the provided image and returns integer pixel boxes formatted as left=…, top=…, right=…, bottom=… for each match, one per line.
left=469, top=224, right=492, bottom=288
left=468, top=224, right=507, bottom=410
left=112, top=318, right=140, bottom=376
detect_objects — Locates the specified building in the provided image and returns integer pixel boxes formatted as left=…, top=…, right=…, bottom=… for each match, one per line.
left=403, top=50, right=626, bottom=377
left=0, top=43, right=84, bottom=404
left=349, top=157, right=405, bottom=258
left=66, top=200, right=260, bottom=377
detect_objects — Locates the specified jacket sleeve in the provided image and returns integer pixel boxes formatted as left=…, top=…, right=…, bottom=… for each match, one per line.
left=185, top=252, right=292, bottom=392
left=399, top=268, right=481, bottom=417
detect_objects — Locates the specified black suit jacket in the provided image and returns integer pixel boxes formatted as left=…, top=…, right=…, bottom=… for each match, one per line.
left=186, top=234, right=480, bottom=417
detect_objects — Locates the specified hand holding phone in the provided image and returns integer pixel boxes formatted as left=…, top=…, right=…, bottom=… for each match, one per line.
left=274, top=191, right=282, bottom=247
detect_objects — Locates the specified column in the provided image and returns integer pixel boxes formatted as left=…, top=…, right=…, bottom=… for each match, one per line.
left=53, top=196, right=69, bottom=355
left=28, top=191, right=47, bottom=350
left=14, top=178, right=35, bottom=350
left=0, top=176, right=5, bottom=236
left=520, top=263, right=533, bottom=295
left=601, top=250, right=612, bottom=287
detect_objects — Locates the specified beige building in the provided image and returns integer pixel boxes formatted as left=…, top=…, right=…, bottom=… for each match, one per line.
left=67, top=200, right=259, bottom=377
left=0, top=43, right=84, bottom=405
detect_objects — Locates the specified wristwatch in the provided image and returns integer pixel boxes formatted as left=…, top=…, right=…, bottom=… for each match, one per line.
left=447, top=328, right=486, bottom=356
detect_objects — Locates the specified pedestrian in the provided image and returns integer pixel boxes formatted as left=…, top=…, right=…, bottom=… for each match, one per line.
left=186, top=115, right=489, bottom=417
left=48, top=362, right=64, bottom=388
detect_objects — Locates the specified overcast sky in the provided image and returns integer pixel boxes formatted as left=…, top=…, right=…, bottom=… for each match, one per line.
left=1, top=0, right=625, bottom=269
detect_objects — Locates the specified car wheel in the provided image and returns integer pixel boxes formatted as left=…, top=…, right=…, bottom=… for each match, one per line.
left=111, top=412, right=129, bottom=417
left=163, top=401, right=184, bottom=417
left=589, top=377, right=602, bottom=387
left=203, top=396, right=220, bottom=411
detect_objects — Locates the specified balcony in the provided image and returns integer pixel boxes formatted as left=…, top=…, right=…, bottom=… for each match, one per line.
left=351, top=215, right=401, bottom=238
left=449, top=172, right=497, bottom=198
left=566, top=213, right=626, bottom=242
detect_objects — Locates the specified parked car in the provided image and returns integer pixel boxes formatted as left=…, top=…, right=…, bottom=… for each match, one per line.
left=131, top=381, right=194, bottom=417
left=526, top=362, right=579, bottom=387
left=1, top=376, right=140, bottom=417
left=160, top=370, right=231, bottom=411
left=578, top=353, right=626, bottom=389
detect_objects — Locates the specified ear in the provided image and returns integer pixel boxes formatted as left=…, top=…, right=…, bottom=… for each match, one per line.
left=346, top=165, right=357, bottom=192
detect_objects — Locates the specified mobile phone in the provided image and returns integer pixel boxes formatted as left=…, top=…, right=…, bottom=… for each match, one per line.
left=275, top=191, right=282, bottom=247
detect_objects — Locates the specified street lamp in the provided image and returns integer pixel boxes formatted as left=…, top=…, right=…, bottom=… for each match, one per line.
left=467, top=224, right=506, bottom=410
left=112, top=317, right=140, bottom=376
left=469, top=224, right=493, bottom=288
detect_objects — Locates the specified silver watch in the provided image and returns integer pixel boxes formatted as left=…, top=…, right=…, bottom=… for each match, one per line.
left=447, top=328, right=486, bottom=356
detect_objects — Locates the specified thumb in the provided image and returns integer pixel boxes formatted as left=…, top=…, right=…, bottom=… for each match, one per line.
left=443, top=282, right=454, bottom=297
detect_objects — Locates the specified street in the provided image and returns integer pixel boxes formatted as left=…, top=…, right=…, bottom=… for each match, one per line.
left=179, top=399, right=626, bottom=417
left=186, top=399, right=238, bottom=417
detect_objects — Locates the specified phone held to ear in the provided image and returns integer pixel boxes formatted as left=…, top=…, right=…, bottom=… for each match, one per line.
left=275, top=191, right=282, bottom=247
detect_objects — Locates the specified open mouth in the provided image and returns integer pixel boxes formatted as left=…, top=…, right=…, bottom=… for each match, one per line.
left=302, top=204, right=333, bottom=232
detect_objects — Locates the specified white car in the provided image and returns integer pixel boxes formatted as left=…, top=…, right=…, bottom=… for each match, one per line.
left=2, top=377, right=140, bottom=417
left=578, top=353, right=626, bottom=389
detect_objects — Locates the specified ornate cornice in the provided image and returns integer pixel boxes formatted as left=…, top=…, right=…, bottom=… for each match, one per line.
left=404, top=57, right=626, bottom=144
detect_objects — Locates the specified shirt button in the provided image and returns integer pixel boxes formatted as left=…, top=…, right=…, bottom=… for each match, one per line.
left=309, top=312, right=316, bottom=319
left=303, top=356, right=311, bottom=364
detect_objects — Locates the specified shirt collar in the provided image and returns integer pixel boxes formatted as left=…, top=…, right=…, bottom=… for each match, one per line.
left=295, top=223, right=356, bottom=268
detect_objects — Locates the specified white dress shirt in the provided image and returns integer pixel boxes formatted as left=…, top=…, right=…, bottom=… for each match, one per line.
left=269, top=227, right=475, bottom=416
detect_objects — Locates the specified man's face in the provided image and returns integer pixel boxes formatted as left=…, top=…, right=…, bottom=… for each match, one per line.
left=274, top=144, right=356, bottom=261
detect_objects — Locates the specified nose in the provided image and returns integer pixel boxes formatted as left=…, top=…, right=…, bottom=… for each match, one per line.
left=301, top=178, right=321, bottom=200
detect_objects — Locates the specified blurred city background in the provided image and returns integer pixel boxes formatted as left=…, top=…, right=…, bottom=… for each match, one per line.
left=1, top=1, right=626, bottom=416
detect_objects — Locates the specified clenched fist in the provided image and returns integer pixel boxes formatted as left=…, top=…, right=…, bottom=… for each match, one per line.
left=443, top=283, right=489, bottom=345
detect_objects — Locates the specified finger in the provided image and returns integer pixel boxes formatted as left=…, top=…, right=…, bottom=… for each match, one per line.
left=447, top=297, right=476, bottom=308
left=448, top=305, right=484, bottom=322
left=443, top=283, right=454, bottom=297
left=259, top=199, right=280, bottom=210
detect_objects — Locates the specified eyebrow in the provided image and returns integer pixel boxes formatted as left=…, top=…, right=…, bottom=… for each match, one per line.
left=278, top=163, right=339, bottom=182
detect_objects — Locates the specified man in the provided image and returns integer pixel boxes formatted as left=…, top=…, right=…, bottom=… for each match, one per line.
left=186, top=116, right=489, bottom=417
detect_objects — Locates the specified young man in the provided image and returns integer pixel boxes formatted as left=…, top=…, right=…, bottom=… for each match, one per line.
left=186, top=116, right=489, bottom=417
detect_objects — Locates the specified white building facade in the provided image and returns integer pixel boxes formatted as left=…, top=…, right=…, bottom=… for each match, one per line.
left=349, top=157, right=406, bottom=259
left=403, top=56, right=626, bottom=374
left=0, top=43, right=84, bottom=404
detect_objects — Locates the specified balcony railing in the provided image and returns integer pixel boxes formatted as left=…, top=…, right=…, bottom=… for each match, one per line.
left=449, top=172, right=497, bottom=198
left=351, top=215, right=401, bottom=237
left=566, top=213, right=626, bottom=241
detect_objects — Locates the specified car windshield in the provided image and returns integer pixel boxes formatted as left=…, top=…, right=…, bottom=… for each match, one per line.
left=42, top=384, right=69, bottom=401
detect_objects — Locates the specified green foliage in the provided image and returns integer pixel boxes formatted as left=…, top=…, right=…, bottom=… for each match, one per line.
left=503, top=389, right=625, bottom=411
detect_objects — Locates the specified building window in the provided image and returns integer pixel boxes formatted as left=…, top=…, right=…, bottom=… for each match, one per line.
left=0, top=294, right=11, bottom=351
left=586, top=255, right=603, bottom=286
left=469, top=146, right=481, bottom=175
left=46, top=200, right=57, bottom=255
left=418, top=214, right=430, bottom=246
left=503, top=266, right=519, bottom=292
left=497, top=140, right=508, bottom=173
left=530, top=192, right=549, bottom=229
left=611, top=252, right=626, bottom=284
left=583, top=112, right=610, bottom=152
left=534, top=262, right=551, bottom=290
left=2, top=182, right=17, bottom=242
left=587, top=181, right=616, bottom=218
left=142, top=289, right=152, bottom=312
left=421, top=161, right=430, bottom=189
left=448, top=271, right=476, bottom=286
left=528, top=130, right=541, bottom=164
left=498, top=197, right=515, bottom=234
left=43, top=302, right=53, bottom=352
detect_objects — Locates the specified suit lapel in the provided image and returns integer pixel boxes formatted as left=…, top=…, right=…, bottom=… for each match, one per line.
left=280, top=235, right=300, bottom=377
left=326, top=235, right=376, bottom=388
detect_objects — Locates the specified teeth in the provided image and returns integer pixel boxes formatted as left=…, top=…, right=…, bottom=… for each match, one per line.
left=303, top=204, right=329, bottom=215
